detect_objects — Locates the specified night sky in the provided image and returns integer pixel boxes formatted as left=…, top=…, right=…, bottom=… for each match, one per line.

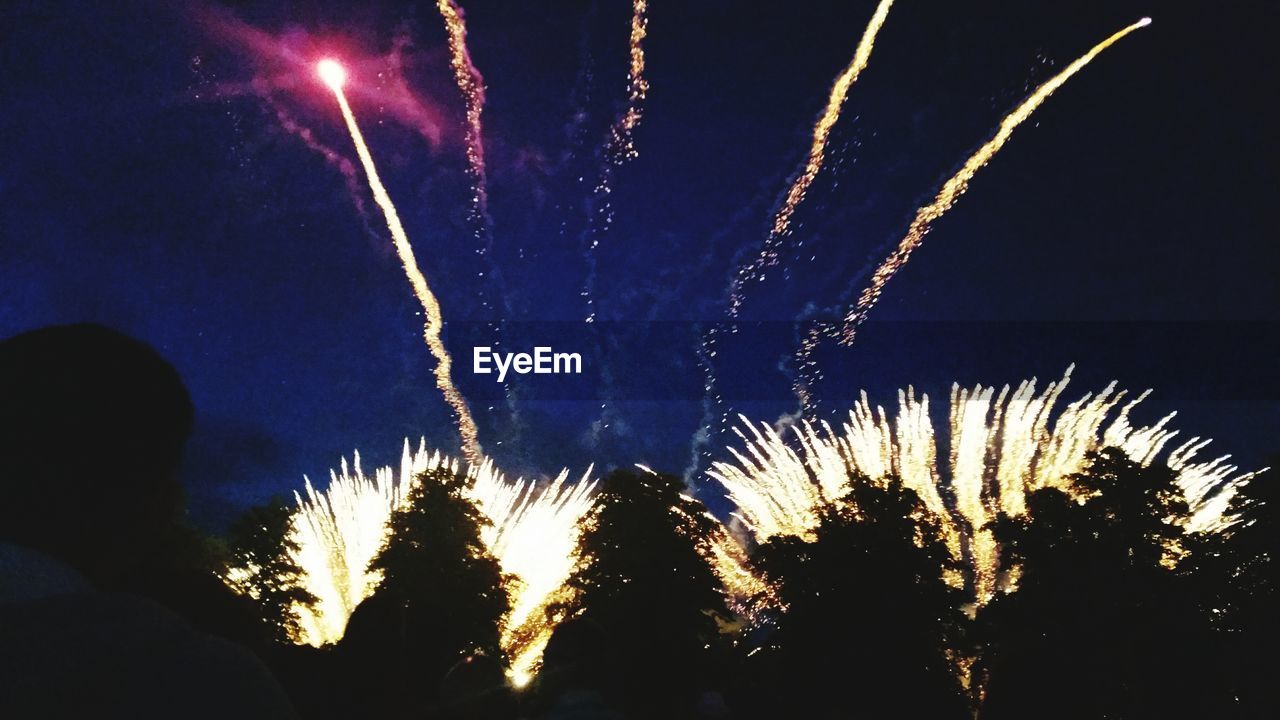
left=3, top=1, right=1277, bottom=529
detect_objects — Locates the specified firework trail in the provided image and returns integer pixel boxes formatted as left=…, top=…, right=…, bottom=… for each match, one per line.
left=835, top=17, right=1152, bottom=347
left=436, top=0, right=504, bottom=313
left=609, top=0, right=650, bottom=165
left=790, top=18, right=1152, bottom=406
left=710, top=367, right=1263, bottom=604
left=582, top=0, right=650, bottom=322
left=318, top=61, right=482, bottom=464
left=251, top=440, right=597, bottom=684
left=435, top=0, right=524, bottom=437
left=572, top=0, right=650, bottom=460
left=692, top=1, right=892, bottom=475
left=726, top=0, right=894, bottom=318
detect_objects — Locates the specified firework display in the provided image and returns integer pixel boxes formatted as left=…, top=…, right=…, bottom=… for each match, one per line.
left=278, top=440, right=595, bottom=684
left=319, top=59, right=482, bottom=465
left=7, top=0, right=1274, bottom=716
left=710, top=367, right=1261, bottom=602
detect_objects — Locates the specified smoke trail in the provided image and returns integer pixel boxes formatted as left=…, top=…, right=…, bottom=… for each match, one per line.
left=258, top=93, right=378, bottom=241
left=684, top=328, right=727, bottom=488
left=320, top=62, right=482, bottom=464
left=727, top=0, right=894, bottom=318
left=837, top=17, right=1152, bottom=346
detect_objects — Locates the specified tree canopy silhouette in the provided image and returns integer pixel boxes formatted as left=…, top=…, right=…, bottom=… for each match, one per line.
left=978, top=448, right=1233, bottom=719
left=336, top=467, right=510, bottom=716
left=225, top=498, right=317, bottom=644
left=1182, top=459, right=1278, bottom=716
left=560, top=468, right=729, bottom=714
left=749, top=477, right=969, bottom=719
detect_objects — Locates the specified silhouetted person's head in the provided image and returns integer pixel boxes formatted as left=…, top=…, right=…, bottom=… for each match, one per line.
left=439, top=653, right=516, bottom=719
left=0, top=324, right=193, bottom=582
left=539, top=616, right=612, bottom=693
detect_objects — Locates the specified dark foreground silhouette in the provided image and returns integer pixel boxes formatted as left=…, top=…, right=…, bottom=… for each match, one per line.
left=3, top=324, right=1277, bottom=719
left=0, top=324, right=296, bottom=718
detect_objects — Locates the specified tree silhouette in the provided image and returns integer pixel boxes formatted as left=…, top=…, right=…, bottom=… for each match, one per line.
left=978, top=448, right=1233, bottom=719
left=225, top=498, right=317, bottom=644
left=1183, top=459, right=1278, bottom=715
left=747, top=477, right=969, bottom=719
left=335, top=467, right=510, bottom=716
left=559, top=468, right=729, bottom=714
left=104, top=518, right=276, bottom=656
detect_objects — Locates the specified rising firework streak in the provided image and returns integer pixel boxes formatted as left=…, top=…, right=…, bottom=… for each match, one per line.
left=317, top=59, right=482, bottom=464
left=700, top=0, right=894, bottom=473
left=436, top=0, right=502, bottom=310
left=727, top=0, right=894, bottom=318
left=582, top=0, right=650, bottom=322
left=836, top=17, right=1152, bottom=345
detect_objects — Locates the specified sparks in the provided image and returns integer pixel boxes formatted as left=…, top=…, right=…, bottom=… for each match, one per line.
left=582, top=0, right=650, bottom=322
left=319, top=61, right=482, bottom=464
left=608, top=0, right=650, bottom=164
left=247, top=439, right=597, bottom=685
left=471, top=459, right=598, bottom=685
left=288, top=449, right=411, bottom=646
left=836, top=18, right=1151, bottom=346
left=435, top=1, right=503, bottom=312
left=710, top=367, right=1263, bottom=605
left=727, top=0, right=894, bottom=317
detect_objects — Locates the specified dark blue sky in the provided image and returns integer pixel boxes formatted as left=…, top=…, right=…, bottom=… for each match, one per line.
left=3, top=1, right=1277, bottom=529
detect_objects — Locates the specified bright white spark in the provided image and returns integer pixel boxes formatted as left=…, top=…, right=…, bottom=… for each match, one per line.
left=317, top=59, right=347, bottom=90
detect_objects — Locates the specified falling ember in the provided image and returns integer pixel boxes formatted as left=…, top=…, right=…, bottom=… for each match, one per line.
left=727, top=0, right=894, bottom=318
left=710, top=367, right=1262, bottom=605
left=318, top=59, right=482, bottom=464
left=246, top=439, right=597, bottom=684
left=835, top=18, right=1151, bottom=346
